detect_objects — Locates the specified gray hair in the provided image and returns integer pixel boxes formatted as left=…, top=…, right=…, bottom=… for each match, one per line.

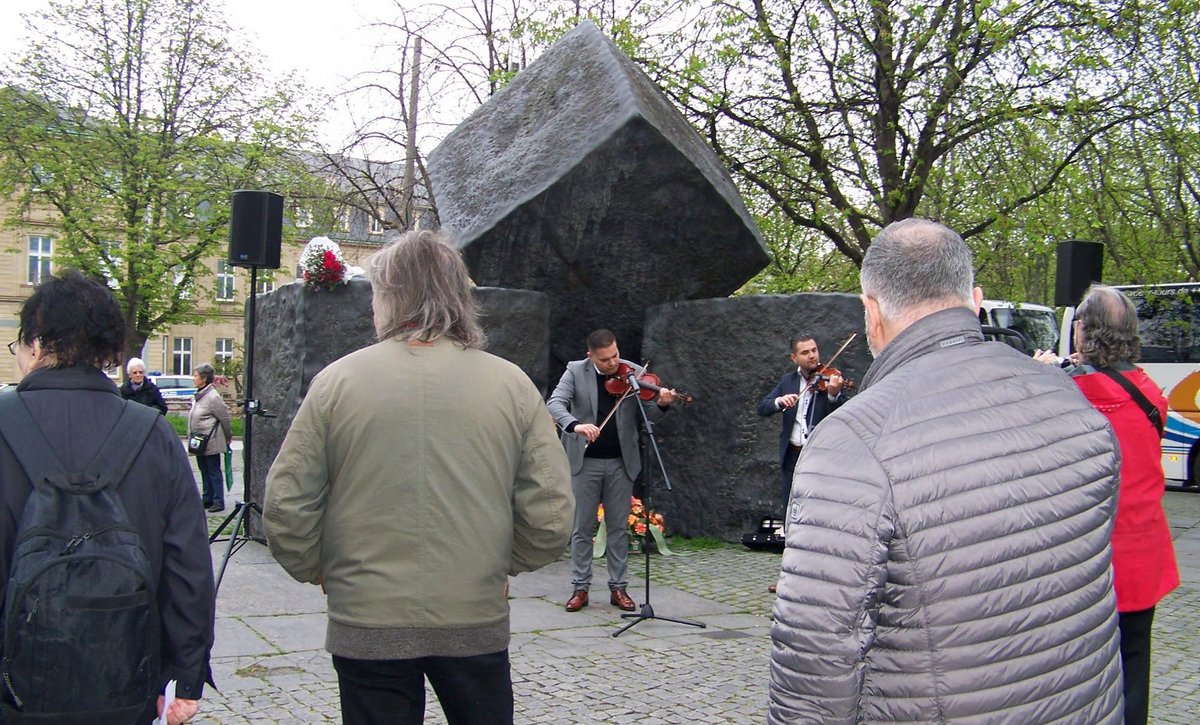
left=195, top=362, right=215, bottom=386
left=368, top=229, right=485, bottom=349
left=860, top=218, right=975, bottom=321
left=126, top=357, right=146, bottom=374
left=1076, top=285, right=1139, bottom=367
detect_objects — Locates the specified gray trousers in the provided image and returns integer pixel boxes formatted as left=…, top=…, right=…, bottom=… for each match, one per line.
left=569, top=457, right=632, bottom=590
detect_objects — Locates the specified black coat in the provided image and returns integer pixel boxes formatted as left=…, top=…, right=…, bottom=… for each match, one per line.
left=0, top=367, right=214, bottom=701
left=120, top=378, right=169, bottom=415
left=756, top=369, right=846, bottom=467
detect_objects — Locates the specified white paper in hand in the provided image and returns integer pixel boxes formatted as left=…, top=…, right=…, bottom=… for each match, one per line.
left=154, top=679, right=177, bottom=725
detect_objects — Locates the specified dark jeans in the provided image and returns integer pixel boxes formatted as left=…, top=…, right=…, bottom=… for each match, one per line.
left=333, top=651, right=513, bottom=725
left=197, top=453, right=223, bottom=508
left=1119, top=606, right=1155, bottom=725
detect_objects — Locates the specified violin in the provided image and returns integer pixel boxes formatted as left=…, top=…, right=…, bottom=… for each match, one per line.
left=604, top=362, right=695, bottom=405
left=809, top=363, right=856, bottom=394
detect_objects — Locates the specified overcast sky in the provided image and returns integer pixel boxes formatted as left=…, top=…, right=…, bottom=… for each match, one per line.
left=0, top=0, right=404, bottom=146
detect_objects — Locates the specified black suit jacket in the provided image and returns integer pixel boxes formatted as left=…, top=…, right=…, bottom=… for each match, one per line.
left=756, top=370, right=846, bottom=467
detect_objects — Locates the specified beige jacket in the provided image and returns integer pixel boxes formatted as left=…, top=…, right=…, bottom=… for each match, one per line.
left=188, top=384, right=231, bottom=455
left=264, top=338, right=573, bottom=659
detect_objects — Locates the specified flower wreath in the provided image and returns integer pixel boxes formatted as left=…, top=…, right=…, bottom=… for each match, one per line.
left=300, top=236, right=347, bottom=291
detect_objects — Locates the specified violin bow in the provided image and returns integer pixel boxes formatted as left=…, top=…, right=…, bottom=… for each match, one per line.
left=803, top=333, right=857, bottom=394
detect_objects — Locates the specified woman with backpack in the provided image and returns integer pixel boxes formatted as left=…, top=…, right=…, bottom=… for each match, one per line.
left=0, top=270, right=214, bottom=724
left=188, top=362, right=232, bottom=513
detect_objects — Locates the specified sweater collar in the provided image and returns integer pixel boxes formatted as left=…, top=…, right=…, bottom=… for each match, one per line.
left=860, top=307, right=984, bottom=391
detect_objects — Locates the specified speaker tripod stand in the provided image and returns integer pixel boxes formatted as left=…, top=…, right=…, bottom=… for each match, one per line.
left=612, top=373, right=705, bottom=638
left=210, top=264, right=273, bottom=591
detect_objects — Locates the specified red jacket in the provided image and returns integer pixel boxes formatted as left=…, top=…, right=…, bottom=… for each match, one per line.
left=1073, top=366, right=1180, bottom=612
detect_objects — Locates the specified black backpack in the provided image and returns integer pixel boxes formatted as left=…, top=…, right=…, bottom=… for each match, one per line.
left=0, top=393, right=161, bottom=724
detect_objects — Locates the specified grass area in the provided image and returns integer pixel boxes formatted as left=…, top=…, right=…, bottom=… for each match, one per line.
left=665, top=535, right=728, bottom=551
left=166, top=414, right=244, bottom=438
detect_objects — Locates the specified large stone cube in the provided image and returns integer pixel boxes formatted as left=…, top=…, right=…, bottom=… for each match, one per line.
left=429, top=21, right=769, bottom=372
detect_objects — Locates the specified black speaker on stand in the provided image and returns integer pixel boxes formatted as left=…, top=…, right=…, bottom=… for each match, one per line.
left=211, top=190, right=283, bottom=592
left=1054, top=240, right=1104, bottom=307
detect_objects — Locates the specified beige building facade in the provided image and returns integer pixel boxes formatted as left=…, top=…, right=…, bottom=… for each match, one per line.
left=1, top=197, right=385, bottom=384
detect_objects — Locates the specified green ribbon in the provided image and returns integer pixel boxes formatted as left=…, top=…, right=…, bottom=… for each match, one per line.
left=593, top=514, right=674, bottom=558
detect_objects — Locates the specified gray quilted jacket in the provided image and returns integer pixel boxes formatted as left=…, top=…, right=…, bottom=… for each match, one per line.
left=768, top=307, right=1123, bottom=724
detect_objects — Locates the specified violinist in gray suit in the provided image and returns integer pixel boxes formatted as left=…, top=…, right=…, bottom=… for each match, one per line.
left=546, top=329, right=677, bottom=613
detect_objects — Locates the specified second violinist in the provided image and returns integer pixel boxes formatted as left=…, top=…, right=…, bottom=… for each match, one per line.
left=546, top=329, right=678, bottom=615
left=757, top=334, right=849, bottom=517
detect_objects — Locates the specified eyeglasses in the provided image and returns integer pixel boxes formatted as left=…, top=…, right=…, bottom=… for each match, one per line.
left=6, top=340, right=16, bottom=356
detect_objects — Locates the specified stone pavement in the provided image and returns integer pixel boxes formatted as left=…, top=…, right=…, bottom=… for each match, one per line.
left=193, top=448, right=1200, bottom=723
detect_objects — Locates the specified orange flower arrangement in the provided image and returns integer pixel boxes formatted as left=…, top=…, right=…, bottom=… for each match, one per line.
left=598, top=496, right=665, bottom=539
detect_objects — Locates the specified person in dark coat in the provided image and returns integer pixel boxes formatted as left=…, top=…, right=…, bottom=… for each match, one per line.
left=1, top=271, right=214, bottom=725
left=756, top=334, right=847, bottom=509
left=120, top=356, right=169, bottom=415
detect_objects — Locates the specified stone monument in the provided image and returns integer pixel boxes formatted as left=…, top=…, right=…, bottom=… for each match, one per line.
left=429, top=20, right=770, bottom=376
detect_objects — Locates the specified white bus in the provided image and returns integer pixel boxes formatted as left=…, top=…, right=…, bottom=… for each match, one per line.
left=1061, top=283, right=1200, bottom=487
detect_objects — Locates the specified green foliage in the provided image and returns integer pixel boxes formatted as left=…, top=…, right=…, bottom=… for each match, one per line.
left=0, top=0, right=319, bottom=361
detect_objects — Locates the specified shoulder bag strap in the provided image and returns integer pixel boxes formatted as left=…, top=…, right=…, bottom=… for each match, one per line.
left=84, top=401, right=160, bottom=490
left=1096, top=367, right=1165, bottom=438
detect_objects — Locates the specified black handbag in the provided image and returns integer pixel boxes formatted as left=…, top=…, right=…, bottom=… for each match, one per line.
left=187, top=425, right=215, bottom=455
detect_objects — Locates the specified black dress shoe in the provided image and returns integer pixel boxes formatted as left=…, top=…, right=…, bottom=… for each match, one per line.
left=207, top=504, right=225, bottom=513
left=565, top=589, right=589, bottom=612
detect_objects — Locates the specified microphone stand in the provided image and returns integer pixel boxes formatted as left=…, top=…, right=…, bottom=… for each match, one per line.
left=209, top=265, right=272, bottom=592
left=612, top=371, right=706, bottom=637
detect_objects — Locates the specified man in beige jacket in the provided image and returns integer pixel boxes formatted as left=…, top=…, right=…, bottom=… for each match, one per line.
left=264, top=230, right=573, bottom=725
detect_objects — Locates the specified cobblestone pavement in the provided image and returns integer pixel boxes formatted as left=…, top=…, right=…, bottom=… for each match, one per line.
left=195, top=452, right=1200, bottom=725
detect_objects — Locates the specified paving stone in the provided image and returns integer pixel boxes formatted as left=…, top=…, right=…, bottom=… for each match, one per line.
left=191, top=493, right=1200, bottom=723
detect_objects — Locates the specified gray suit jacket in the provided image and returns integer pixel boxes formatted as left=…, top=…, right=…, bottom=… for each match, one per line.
left=546, top=358, right=667, bottom=480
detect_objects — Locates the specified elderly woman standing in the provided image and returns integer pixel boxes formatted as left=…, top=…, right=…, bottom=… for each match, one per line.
left=189, top=362, right=232, bottom=513
left=120, top=357, right=168, bottom=415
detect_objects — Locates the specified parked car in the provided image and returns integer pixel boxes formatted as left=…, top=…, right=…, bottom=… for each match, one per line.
left=148, top=374, right=197, bottom=403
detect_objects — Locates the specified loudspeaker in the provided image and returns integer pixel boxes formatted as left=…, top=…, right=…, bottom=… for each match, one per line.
left=1054, top=240, right=1104, bottom=307
left=228, top=190, right=283, bottom=269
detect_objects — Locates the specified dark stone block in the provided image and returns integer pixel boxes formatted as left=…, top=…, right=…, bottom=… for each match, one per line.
left=428, top=21, right=769, bottom=376
left=244, top=280, right=550, bottom=535
left=640, top=293, right=869, bottom=542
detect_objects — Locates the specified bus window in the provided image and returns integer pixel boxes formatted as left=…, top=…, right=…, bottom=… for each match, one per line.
left=1127, top=287, right=1200, bottom=364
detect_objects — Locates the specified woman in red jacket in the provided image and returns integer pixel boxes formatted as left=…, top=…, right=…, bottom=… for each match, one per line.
left=1066, top=285, right=1180, bottom=725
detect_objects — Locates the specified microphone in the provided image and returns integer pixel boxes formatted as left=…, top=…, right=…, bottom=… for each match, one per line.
left=626, top=370, right=642, bottom=391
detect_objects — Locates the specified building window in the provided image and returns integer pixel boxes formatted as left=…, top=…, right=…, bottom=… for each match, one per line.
left=335, top=208, right=351, bottom=234
left=215, top=337, right=234, bottom=363
left=256, top=275, right=275, bottom=295
left=27, top=236, right=52, bottom=284
left=216, top=260, right=235, bottom=301
left=369, top=211, right=385, bottom=234
left=172, top=337, right=193, bottom=375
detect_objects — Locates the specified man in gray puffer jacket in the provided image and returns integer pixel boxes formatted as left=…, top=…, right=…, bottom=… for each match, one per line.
left=768, top=218, right=1124, bottom=724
